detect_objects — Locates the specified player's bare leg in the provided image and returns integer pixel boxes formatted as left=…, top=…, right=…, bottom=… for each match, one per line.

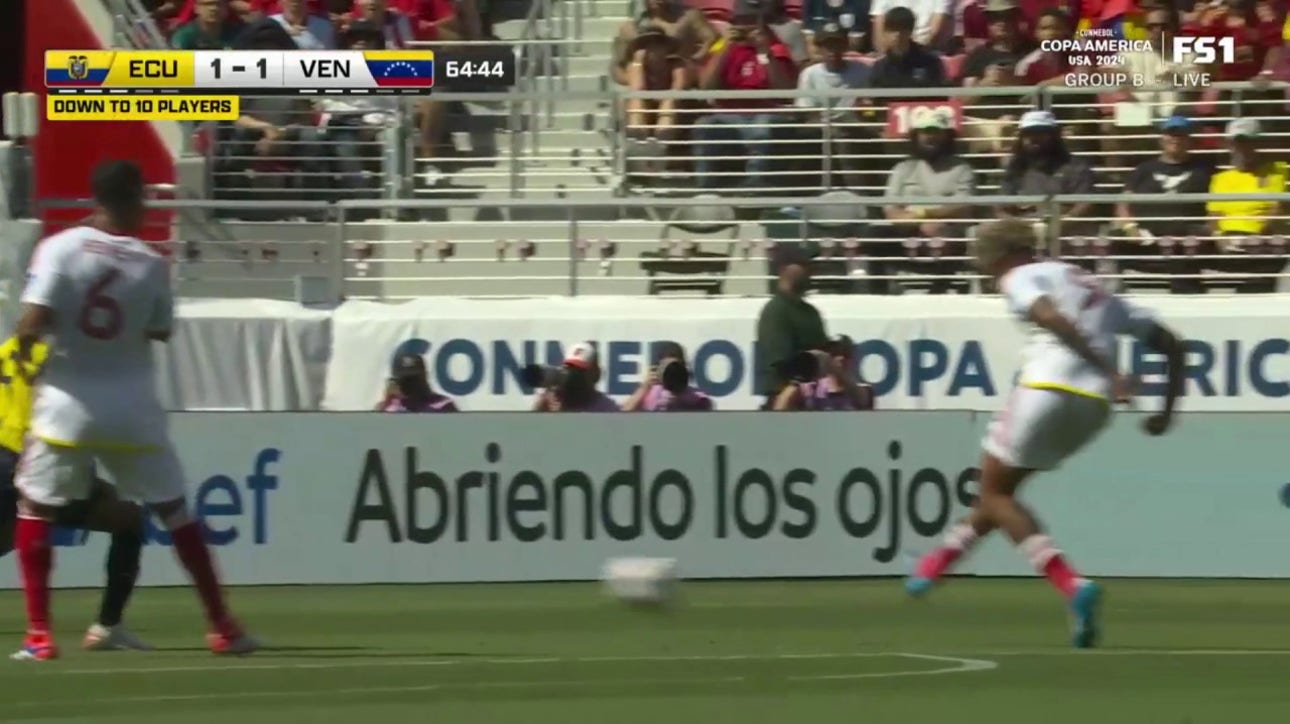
left=148, top=497, right=258, bottom=655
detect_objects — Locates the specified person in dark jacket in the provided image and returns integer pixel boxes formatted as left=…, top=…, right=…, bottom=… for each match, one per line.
left=755, top=255, right=829, bottom=406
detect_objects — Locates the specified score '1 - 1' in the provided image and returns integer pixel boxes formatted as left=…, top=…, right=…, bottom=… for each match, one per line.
left=210, top=56, right=269, bottom=80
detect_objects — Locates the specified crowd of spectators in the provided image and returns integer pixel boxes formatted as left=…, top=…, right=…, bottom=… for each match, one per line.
left=613, top=0, right=1288, bottom=292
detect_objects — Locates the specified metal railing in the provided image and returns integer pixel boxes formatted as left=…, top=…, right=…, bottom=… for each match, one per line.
left=192, top=80, right=1290, bottom=203
left=36, top=193, right=1290, bottom=301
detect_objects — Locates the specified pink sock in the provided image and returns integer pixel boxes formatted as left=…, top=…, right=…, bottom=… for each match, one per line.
left=1021, top=534, right=1083, bottom=598
left=915, top=523, right=979, bottom=580
left=170, top=522, right=234, bottom=635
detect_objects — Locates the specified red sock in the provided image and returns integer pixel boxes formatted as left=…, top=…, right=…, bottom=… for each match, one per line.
left=1021, top=535, right=1083, bottom=598
left=914, top=523, right=979, bottom=580
left=15, top=517, right=53, bottom=633
left=170, top=522, right=233, bottom=634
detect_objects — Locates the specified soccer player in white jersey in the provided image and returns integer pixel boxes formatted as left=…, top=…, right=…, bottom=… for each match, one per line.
left=905, top=219, right=1184, bottom=648
left=10, top=160, right=258, bottom=661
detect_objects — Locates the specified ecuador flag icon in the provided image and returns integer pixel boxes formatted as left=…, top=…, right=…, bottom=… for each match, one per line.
left=45, top=51, right=113, bottom=87
left=364, top=51, right=435, bottom=88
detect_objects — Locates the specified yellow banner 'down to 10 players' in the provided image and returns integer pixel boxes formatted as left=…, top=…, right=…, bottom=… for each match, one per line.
left=46, top=95, right=239, bottom=121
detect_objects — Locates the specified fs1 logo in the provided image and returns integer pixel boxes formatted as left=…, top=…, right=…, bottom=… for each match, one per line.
left=1172, top=36, right=1235, bottom=65
left=54, top=448, right=281, bottom=548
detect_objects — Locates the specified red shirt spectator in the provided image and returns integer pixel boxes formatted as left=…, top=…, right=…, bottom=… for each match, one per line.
left=392, top=0, right=456, bottom=40
left=708, top=35, right=796, bottom=108
left=1180, top=2, right=1283, bottom=81
left=962, top=0, right=1076, bottom=46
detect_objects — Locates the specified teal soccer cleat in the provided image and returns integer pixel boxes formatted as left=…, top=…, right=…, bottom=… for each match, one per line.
left=1069, top=580, right=1103, bottom=649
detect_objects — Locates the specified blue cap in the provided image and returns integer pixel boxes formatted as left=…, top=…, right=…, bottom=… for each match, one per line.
left=1160, top=115, right=1192, bottom=132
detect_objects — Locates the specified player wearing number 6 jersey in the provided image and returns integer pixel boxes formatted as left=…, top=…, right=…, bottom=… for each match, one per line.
left=10, top=160, right=258, bottom=661
left=905, top=219, right=1185, bottom=649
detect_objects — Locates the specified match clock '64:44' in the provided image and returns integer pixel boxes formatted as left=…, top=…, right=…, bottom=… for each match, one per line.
left=439, top=47, right=517, bottom=89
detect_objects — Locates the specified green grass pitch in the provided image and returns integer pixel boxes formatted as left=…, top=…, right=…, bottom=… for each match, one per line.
left=0, top=579, right=1287, bottom=723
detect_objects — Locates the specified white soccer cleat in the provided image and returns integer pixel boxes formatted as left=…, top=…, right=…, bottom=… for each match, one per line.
left=602, top=557, right=679, bottom=606
left=82, top=623, right=154, bottom=652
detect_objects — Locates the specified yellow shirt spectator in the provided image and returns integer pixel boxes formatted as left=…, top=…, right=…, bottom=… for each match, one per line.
left=0, top=338, right=49, bottom=455
left=1207, top=161, right=1288, bottom=235
left=1284, top=13, right=1289, bottom=42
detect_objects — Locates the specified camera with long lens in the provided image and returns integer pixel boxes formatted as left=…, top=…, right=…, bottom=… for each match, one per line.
left=520, top=364, right=567, bottom=388
left=657, top=358, right=690, bottom=394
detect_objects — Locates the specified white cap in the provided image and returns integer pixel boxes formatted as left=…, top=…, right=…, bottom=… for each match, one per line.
left=1018, top=109, right=1058, bottom=131
left=912, top=107, right=953, bottom=131
left=1226, top=117, right=1261, bottom=139
left=564, top=341, right=598, bottom=369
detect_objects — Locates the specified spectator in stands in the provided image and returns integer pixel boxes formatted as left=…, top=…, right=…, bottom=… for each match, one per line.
left=1205, top=118, right=1288, bottom=293
left=273, top=0, right=337, bottom=47
left=961, top=0, right=1077, bottom=49
left=755, top=255, right=829, bottom=408
left=802, top=0, right=870, bottom=57
left=322, top=20, right=399, bottom=197
left=693, top=10, right=798, bottom=190
left=1180, top=0, right=1282, bottom=85
left=998, top=110, right=1097, bottom=234
left=773, top=335, right=875, bottom=410
left=1114, top=115, right=1214, bottom=293
left=1015, top=7, right=1074, bottom=86
left=1111, top=6, right=1195, bottom=120
left=352, top=0, right=414, bottom=46
left=223, top=20, right=327, bottom=196
left=532, top=344, right=621, bottom=413
left=760, top=0, right=812, bottom=66
left=870, top=0, right=951, bottom=52
left=795, top=23, right=871, bottom=186
left=623, top=342, right=715, bottom=412
left=959, top=0, right=1028, bottom=157
left=878, top=111, right=976, bottom=293
left=624, top=22, right=690, bottom=145
left=172, top=0, right=244, bottom=49
left=613, top=0, right=715, bottom=85
left=377, top=353, right=459, bottom=412
left=866, top=6, right=947, bottom=92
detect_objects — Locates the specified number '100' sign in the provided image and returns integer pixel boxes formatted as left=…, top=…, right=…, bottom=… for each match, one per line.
left=884, top=101, right=964, bottom=138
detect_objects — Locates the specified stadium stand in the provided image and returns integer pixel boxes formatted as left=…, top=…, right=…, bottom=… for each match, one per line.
left=41, top=0, right=1290, bottom=300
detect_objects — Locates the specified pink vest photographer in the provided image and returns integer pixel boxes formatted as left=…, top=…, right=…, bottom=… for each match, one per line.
left=772, top=335, right=876, bottom=411
left=623, top=342, right=715, bottom=412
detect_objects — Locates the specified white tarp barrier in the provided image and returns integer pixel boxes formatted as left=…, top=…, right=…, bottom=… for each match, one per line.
left=157, top=298, right=331, bottom=411
left=322, top=296, right=1290, bottom=412
left=1, top=410, right=1285, bottom=589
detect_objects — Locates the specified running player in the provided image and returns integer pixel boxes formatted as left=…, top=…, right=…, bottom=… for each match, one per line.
left=0, top=335, right=151, bottom=651
left=905, top=219, right=1184, bottom=648
left=10, top=160, right=258, bottom=660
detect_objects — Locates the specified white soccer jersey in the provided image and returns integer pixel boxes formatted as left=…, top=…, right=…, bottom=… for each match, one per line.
left=20, top=226, right=172, bottom=449
left=1000, top=261, right=1156, bottom=400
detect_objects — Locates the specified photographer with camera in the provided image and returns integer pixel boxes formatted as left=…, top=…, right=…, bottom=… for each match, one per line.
left=772, top=335, right=875, bottom=411
left=623, top=342, right=714, bottom=412
left=376, top=353, right=459, bottom=412
left=528, top=343, right=621, bottom=413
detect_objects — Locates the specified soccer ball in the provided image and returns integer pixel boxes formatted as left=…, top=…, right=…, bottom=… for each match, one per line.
left=602, top=557, right=678, bottom=606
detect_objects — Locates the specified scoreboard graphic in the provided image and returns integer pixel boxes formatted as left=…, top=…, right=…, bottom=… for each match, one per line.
left=44, top=48, right=516, bottom=122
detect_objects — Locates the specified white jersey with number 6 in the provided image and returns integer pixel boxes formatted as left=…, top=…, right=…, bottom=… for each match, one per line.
left=1001, top=261, right=1157, bottom=401
left=20, top=226, right=172, bottom=450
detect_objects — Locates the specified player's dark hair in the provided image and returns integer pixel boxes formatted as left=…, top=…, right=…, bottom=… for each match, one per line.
left=91, top=160, right=146, bottom=217
left=883, top=6, right=916, bottom=33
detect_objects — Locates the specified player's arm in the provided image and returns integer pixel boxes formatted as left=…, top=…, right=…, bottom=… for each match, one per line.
left=15, top=241, right=67, bottom=373
left=1139, top=321, right=1183, bottom=434
left=146, top=260, right=175, bottom=343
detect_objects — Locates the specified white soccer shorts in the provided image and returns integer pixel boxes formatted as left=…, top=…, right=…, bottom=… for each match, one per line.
left=16, top=437, right=188, bottom=506
left=982, top=386, right=1111, bottom=471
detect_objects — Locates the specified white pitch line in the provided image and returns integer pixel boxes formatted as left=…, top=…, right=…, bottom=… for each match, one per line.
left=25, top=647, right=1290, bottom=677
left=787, top=653, right=998, bottom=682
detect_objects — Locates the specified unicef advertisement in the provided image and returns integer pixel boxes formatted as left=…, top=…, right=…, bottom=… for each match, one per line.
left=1, top=410, right=1286, bottom=589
